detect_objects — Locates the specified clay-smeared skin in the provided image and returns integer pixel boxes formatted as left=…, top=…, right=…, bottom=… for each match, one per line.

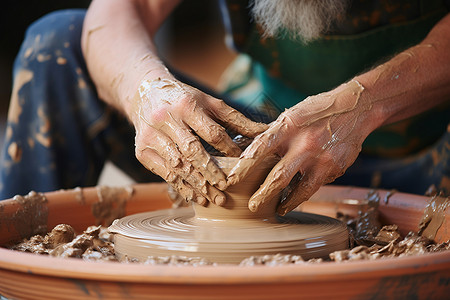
left=131, top=78, right=267, bottom=205
left=228, top=80, right=370, bottom=215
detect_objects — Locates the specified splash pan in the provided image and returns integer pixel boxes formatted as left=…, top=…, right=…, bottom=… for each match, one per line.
left=0, top=183, right=449, bottom=299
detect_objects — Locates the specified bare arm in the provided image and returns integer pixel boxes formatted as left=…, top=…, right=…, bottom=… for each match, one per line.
left=356, top=13, right=450, bottom=126
left=81, top=0, right=268, bottom=205
left=227, top=13, right=450, bottom=215
left=81, top=0, right=180, bottom=112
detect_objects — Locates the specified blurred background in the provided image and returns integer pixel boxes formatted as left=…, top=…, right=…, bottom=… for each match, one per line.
left=0, top=0, right=237, bottom=185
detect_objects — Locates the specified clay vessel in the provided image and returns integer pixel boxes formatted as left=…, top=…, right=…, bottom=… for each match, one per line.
left=0, top=183, right=449, bottom=299
left=193, top=156, right=279, bottom=221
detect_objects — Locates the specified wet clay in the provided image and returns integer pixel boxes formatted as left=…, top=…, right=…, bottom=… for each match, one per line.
left=246, top=192, right=450, bottom=266
left=227, top=80, right=369, bottom=216
left=132, top=77, right=268, bottom=206
left=3, top=191, right=49, bottom=239
left=9, top=188, right=449, bottom=266
left=12, top=224, right=116, bottom=261
left=353, top=190, right=382, bottom=245
left=418, top=194, right=449, bottom=240
left=91, top=185, right=134, bottom=226
left=109, top=156, right=349, bottom=264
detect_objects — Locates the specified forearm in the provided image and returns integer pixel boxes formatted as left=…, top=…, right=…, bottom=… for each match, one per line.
left=226, top=14, right=450, bottom=214
left=81, top=0, right=180, bottom=117
left=354, top=13, right=450, bottom=130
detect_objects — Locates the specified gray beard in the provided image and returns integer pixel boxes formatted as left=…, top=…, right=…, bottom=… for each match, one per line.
left=250, top=0, right=349, bottom=43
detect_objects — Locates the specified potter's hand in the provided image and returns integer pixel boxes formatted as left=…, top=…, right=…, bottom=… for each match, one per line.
left=131, top=78, right=268, bottom=206
left=227, top=80, right=377, bottom=215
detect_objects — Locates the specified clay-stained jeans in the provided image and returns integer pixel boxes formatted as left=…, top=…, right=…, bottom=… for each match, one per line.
left=0, top=10, right=163, bottom=199
left=1, top=10, right=449, bottom=200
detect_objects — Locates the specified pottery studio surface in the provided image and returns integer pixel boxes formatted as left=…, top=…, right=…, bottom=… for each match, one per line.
left=0, top=183, right=449, bottom=299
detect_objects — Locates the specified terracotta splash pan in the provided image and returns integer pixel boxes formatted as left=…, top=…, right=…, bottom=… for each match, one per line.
left=0, top=183, right=449, bottom=299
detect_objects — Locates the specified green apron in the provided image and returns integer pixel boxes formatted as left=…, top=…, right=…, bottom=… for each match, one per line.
left=221, top=0, right=450, bottom=158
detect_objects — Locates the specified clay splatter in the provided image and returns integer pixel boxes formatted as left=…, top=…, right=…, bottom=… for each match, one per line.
left=9, top=69, right=33, bottom=124
left=91, top=186, right=134, bottom=226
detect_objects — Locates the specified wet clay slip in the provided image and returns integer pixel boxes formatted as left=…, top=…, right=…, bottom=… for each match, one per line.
left=109, top=156, right=348, bottom=263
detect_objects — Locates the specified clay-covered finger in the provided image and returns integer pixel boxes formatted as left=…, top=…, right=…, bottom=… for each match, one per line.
left=276, top=168, right=328, bottom=216
left=135, top=146, right=180, bottom=184
left=136, top=144, right=195, bottom=199
left=247, top=154, right=302, bottom=212
left=210, top=100, right=268, bottom=138
left=159, top=115, right=227, bottom=190
left=227, top=120, right=285, bottom=186
left=136, top=129, right=182, bottom=168
left=138, top=140, right=225, bottom=204
left=187, top=113, right=242, bottom=157
left=170, top=182, right=195, bottom=203
left=137, top=128, right=226, bottom=203
left=168, top=177, right=201, bottom=204
left=195, top=196, right=208, bottom=206
left=180, top=164, right=226, bottom=206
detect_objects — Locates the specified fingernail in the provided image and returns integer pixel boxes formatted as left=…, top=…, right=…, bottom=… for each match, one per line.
left=196, top=196, right=207, bottom=206
left=248, top=200, right=258, bottom=212
left=214, top=194, right=226, bottom=206
left=217, top=179, right=227, bottom=191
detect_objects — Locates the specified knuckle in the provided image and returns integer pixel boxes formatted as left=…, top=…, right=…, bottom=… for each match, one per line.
left=318, top=151, right=335, bottom=166
left=301, top=138, right=322, bottom=153
left=271, top=166, right=292, bottom=186
left=279, top=111, right=298, bottom=128
left=210, top=98, right=226, bottom=110
left=144, top=107, right=169, bottom=124
left=179, top=138, right=202, bottom=159
left=174, top=95, right=195, bottom=113
left=134, top=144, right=148, bottom=163
left=208, top=127, right=226, bottom=145
left=215, top=98, right=225, bottom=106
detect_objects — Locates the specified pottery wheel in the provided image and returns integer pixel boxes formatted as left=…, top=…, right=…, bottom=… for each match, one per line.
left=110, top=156, right=348, bottom=264
left=109, top=207, right=348, bottom=264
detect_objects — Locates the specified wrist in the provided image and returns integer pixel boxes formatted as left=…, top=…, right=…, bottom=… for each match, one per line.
left=329, top=79, right=384, bottom=139
left=122, top=68, right=176, bottom=124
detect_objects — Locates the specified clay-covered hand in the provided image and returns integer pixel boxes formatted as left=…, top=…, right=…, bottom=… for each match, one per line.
left=130, top=77, right=268, bottom=206
left=227, top=80, right=378, bottom=215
